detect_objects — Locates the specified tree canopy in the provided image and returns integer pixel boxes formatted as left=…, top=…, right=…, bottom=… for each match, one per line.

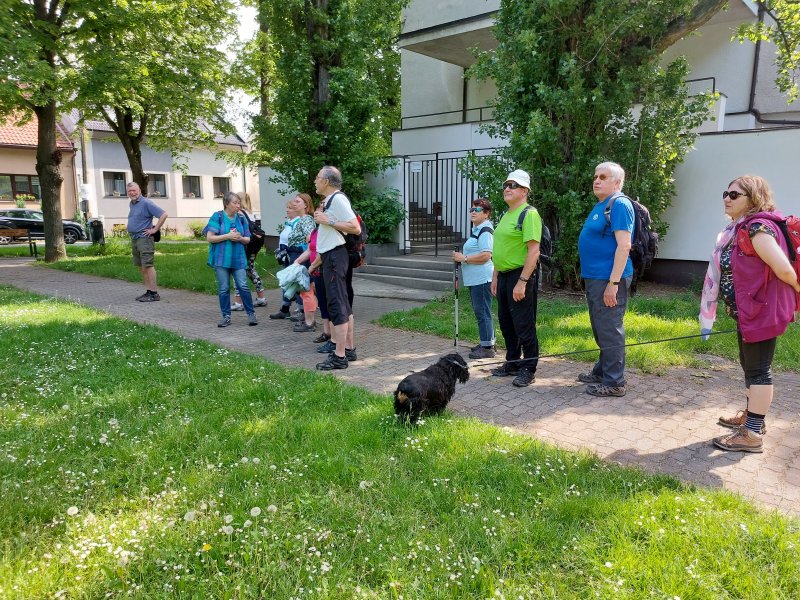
left=249, top=0, right=408, bottom=197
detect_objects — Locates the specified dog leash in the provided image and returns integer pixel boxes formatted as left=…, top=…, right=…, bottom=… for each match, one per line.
left=461, top=328, right=739, bottom=368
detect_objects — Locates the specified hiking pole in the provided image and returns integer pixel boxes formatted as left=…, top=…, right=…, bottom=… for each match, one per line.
left=453, top=246, right=460, bottom=347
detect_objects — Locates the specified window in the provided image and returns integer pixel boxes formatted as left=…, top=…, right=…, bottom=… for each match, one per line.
left=213, top=177, right=231, bottom=198
left=182, top=175, right=202, bottom=198
left=147, top=174, right=167, bottom=198
left=0, top=174, right=41, bottom=200
left=103, top=172, right=127, bottom=197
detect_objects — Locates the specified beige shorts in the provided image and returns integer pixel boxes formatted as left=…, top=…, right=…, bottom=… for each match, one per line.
left=132, top=236, right=155, bottom=267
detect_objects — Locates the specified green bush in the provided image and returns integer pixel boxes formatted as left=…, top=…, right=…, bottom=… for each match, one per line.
left=85, top=236, right=130, bottom=256
left=353, top=187, right=405, bottom=244
left=187, top=220, right=206, bottom=239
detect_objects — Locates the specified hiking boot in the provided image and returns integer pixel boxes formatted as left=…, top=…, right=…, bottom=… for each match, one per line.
left=577, top=372, right=601, bottom=384
left=312, top=333, right=331, bottom=344
left=217, top=315, right=232, bottom=328
left=512, top=368, right=535, bottom=388
left=585, top=383, right=626, bottom=397
left=138, top=291, right=160, bottom=302
left=316, top=340, right=336, bottom=354
left=713, top=426, right=763, bottom=453
left=316, top=353, right=348, bottom=370
left=344, top=348, right=357, bottom=362
left=248, top=313, right=258, bottom=326
left=718, top=410, right=766, bottom=434
left=491, top=363, right=520, bottom=377
left=469, top=346, right=496, bottom=359
left=269, top=309, right=290, bottom=320
left=255, top=298, right=268, bottom=307
left=231, top=302, right=244, bottom=311
left=293, top=321, right=316, bottom=332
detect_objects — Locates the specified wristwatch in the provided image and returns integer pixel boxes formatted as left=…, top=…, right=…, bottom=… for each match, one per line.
left=519, top=275, right=529, bottom=282
left=608, top=280, right=619, bottom=285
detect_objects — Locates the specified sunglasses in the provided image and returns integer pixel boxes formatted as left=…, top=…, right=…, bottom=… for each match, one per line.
left=470, top=207, right=484, bottom=213
left=722, top=190, right=748, bottom=200
left=503, top=182, right=523, bottom=190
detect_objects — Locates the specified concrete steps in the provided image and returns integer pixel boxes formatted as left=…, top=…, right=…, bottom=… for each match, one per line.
left=356, top=255, right=456, bottom=293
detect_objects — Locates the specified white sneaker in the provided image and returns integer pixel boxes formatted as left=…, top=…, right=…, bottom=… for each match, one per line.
left=255, top=298, right=268, bottom=307
left=231, top=302, right=244, bottom=311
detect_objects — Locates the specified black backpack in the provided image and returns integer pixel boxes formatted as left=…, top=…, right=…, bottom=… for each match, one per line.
left=324, top=192, right=368, bottom=268
left=604, top=194, right=658, bottom=294
left=515, top=205, right=552, bottom=271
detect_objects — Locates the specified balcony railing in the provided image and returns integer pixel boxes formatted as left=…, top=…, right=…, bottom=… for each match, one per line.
left=401, top=105, right=495, bottom=130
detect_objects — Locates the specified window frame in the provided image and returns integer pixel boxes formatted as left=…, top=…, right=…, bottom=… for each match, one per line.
left=147, top=174, right=168, bottom=199
left=0, top=174, right=42, bottom=200
left=182, top=175, right=202, bottom=199
left=212, top=177, right=231, bottom=199
left=103, top=171, right=128, bottom=197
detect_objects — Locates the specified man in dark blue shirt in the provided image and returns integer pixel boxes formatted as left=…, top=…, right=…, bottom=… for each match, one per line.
left=126, top=182, right=168, bottom=302
left=577, top=162, right=634, bottom=397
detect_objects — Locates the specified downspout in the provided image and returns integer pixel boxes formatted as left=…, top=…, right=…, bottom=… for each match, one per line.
left=725, top=4, right=800, bottom=126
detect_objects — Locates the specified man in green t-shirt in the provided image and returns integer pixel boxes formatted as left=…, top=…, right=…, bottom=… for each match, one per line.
left=489, top=169, right=543, bottom=387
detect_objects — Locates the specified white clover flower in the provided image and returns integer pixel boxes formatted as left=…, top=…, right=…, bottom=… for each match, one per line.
left=67, top=506, right=79, bottom=516
left=252, top=458, right=260, bottom=464
left=267, top=505, right=277, bottom=514
left=359, top=480, right=373, bottom=490
left=320, top=562, right=331, bottom=573
left=222, top=525, right=233, bottom=535
left=604, top=562, right=613, bottom=568
left=183, top=510, right=196, bottom=522
left=224, top=514, right=233, bottom=524
left=250, top=507, right=261, bottom=517
left=240, top=457, right=249, bottom=464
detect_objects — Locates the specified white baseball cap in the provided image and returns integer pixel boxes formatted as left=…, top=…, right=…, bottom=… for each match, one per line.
left=504, top=169, right=530, bottom=189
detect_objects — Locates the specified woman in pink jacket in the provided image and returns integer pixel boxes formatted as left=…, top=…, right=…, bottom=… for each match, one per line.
left=700, top=175, right=800, bottom=453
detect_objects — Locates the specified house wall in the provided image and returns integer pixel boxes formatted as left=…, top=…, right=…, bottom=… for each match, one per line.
left=0, top=146, right=77, bottom=217
left=402, top=0, right=499, bottom=34
left=257, top=167, right=301, bottom=246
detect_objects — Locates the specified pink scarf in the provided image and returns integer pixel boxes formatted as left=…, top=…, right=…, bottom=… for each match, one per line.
left=699, top=218, right=741, bottom=330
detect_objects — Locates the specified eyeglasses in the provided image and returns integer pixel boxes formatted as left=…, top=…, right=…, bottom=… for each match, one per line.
left=470, top=207, right=484, bottom=213
left=503, top=182, right=522, bottom=190
left=593, top=173, right=610, bottom=181
left=722, top=190, right=748, bottom=200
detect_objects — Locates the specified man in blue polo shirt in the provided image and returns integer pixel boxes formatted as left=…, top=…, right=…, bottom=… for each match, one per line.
left=126, top=182, right=168, bottom=302
left=577, top=161, right=634, bottom=397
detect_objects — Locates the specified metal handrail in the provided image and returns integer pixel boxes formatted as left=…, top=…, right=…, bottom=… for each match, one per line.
left=401, top=105, right=495, bottom=129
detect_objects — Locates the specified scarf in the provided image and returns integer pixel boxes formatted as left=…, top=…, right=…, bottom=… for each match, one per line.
left=699, top=218, right=741, bottom=330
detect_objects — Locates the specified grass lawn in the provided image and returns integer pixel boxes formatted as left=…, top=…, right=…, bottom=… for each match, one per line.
left=0, top=239, right=283, bottom=294
left=1, top=286, right=799, bottom=598
left=377, top=289, right=800, bottom=373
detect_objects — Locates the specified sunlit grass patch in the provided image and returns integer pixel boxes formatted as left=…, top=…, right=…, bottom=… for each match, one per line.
left=1, top=286, right=799, bottom=598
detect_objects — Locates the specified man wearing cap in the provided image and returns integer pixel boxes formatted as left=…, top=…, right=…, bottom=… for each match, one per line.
left=489, top=169, right=542, bottom=387
left=576, top=161, right=634, bottom=397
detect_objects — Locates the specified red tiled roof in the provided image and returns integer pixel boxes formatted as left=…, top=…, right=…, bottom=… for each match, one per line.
left=0, top=114, right=74, bottom=150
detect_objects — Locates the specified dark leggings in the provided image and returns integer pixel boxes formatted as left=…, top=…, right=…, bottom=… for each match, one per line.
left=737, top=330, right=776, bottom=387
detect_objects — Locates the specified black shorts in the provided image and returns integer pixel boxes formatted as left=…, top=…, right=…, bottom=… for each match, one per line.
left=321, top=245, right=352, bottom=326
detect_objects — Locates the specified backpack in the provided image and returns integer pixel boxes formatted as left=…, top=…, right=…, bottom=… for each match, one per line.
left=470, top=225, right=493, bottom=241
left=515, top=205, right=552, bottom=271
left=324, top=191, right=368, bottom=268
left=736, top=213, right=800, bottom=304
left=604, top=194, right=658, bottom=294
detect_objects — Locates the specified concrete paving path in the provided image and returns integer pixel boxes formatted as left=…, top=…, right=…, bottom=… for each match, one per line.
left=2, top=258, right=799, bottom=516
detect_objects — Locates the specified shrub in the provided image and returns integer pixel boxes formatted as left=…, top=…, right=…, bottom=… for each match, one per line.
left=187, top=221, right=206, bottom=239
left=352, top=188, right=405, bottom=245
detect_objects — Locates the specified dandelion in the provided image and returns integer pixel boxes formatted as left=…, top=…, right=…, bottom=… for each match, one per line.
left=202, top=543, right=212, bottom=552
left=250, top=507, right=261, bottom=517
left=66, top=506, right=79, bottom=516
left=604, top=562, right=612, bottom=568
left=359, top=481, right=373, bottom=490
left=243, top=520, right=252, bottom=528
left=241, top=457, right=249, bottom=464
left=224, top=514, right=233, bottom=524
left=183, top=511, right=196, bottom=522
left=267, top=505, right=277, bottom=514
left=222, top=525, right=233, bottom=535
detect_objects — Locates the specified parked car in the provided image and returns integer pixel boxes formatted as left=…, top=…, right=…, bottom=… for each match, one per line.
left=0, top=209, right=87, bottom=244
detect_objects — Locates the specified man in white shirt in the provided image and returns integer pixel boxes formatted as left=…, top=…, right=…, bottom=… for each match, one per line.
left=312, top=166, right=361, bottom=370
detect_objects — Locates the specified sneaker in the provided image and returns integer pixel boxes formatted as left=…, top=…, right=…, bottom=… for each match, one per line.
left=344, top=348, right=357, bottom=362
left=316, top=353, right=348, bottom=370
left=293, top=321, right=317, bottom=332
left=231, top=302, right=244, bottom=312
left=512, top=368, right=535, bottom=388
left=269, top=309, right=290, bottom=320
left=138, top=291, right=160, bottom=302
left=585, top=383, right=626, bottom=397
left=469, top=346, right=496, bottom=359
left=577, top=372, right=601, bottom=384
left=255, top=298, right=268, bottom=307
left=713, top=426, right=763, bottom=453
left=217, top=315, right=232, bottom=328
left=316, top=340, right=336, bottom=354
left=491, top=363, right=520, bottom=377
left=312, top=333, right=331, bottom=344
left=718, top=410, right=766, bottom=434
left=290, top=313, right=303, bottom=322
left=135, top=291, right=150, bottom=301
left=248, top=313, right=258, bottom=326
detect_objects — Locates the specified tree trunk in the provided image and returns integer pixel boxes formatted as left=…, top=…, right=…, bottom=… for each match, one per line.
left=33, top=101, right=66, bottom=262
left=110, top=107, right=149, bottom=192
left=258, top=5, right=271, bottom=120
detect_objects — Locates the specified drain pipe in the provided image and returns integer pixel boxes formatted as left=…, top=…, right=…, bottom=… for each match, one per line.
left=725, top=4, right=800, bottom=126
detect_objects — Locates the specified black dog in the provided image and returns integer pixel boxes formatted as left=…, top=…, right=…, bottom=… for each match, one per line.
left=394, top=353, right=469, bottom=422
